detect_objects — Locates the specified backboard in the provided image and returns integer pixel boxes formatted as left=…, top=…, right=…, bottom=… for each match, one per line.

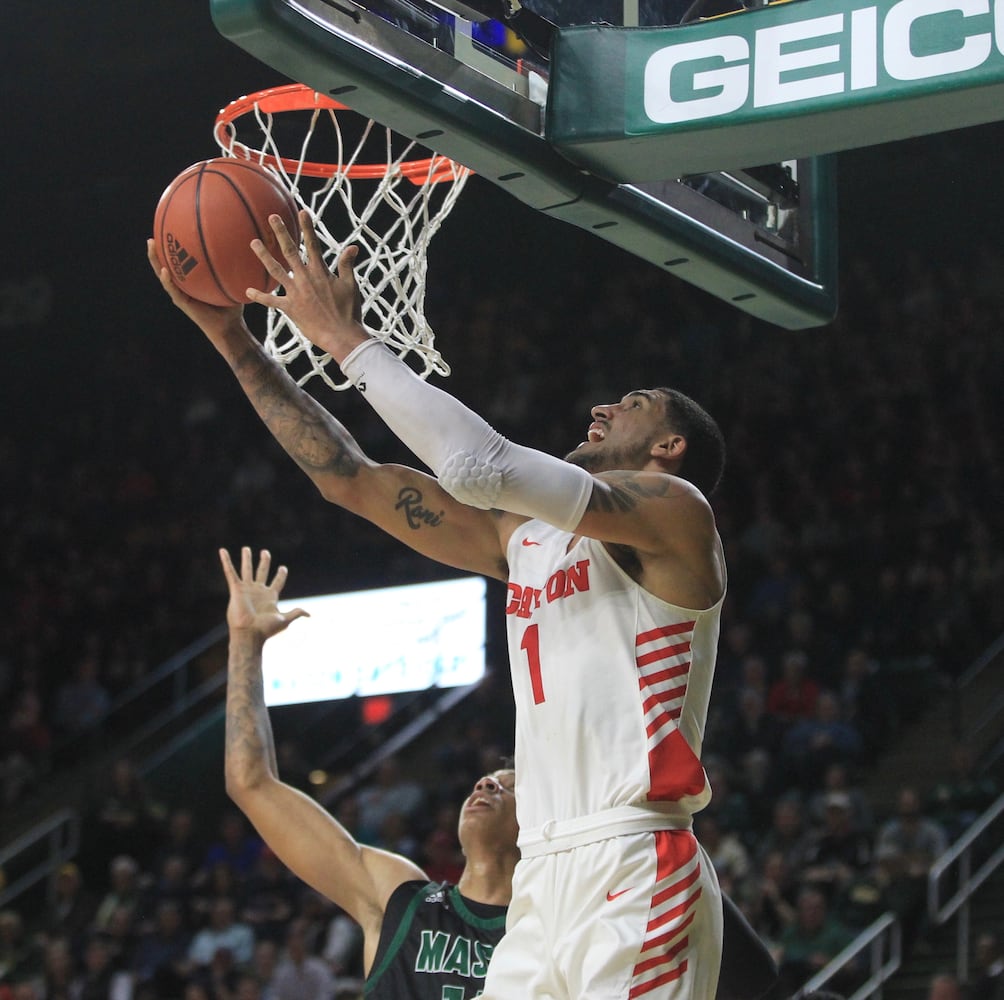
left=209, top=0, right=838, bottom=329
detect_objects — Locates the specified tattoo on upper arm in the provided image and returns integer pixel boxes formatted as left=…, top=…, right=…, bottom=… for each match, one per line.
left=236, top=352, right=361, bottom=478
left=390, top=487, right=509, bottom=577
left=586, top=475, right=676, bottom=515
left=395, top=487, right=444, bottom=530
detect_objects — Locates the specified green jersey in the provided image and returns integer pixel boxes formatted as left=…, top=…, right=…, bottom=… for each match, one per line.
left=365, top=880, right=507, bottom=1000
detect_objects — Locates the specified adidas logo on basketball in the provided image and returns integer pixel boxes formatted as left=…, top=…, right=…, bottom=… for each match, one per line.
left=165, top=233, right=200, bottom=281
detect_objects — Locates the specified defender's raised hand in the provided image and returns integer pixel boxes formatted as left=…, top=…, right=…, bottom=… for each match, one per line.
left=219, top=546, right=308, bottom=641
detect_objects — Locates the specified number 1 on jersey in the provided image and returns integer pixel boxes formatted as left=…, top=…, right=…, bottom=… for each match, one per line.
left=520, top=624, right=546, bottom=704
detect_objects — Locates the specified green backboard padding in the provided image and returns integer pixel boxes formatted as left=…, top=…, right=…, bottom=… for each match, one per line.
left=547, top=0, right=1004, bottom=182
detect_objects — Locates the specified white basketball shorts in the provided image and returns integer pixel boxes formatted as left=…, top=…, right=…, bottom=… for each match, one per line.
left=481, top=828, right=723, bottom=1000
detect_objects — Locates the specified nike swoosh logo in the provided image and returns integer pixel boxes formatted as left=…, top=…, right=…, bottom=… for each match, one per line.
left=606, top=888, right=633, bottom=901
left=521, top=538, right=541, bottom=547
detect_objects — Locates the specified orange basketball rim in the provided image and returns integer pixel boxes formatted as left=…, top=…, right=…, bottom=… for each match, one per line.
left=214, top=83, right=463, bottom=184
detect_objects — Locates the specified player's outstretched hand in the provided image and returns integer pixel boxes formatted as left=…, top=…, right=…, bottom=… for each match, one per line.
left=245, top=209, right=367, bottom=363
left=147, top=238, right=244, bottom=338
left=219, top=546, right=308, bottom=642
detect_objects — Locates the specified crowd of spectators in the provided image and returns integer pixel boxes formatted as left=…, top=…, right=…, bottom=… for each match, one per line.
left=1, top=168, right=1003, bottom=998
left=0, top=725, right=998, bottom=1000
left=0, top=798, right=372, bottom=1000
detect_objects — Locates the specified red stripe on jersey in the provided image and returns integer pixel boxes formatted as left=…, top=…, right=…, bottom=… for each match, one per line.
left=636, top=622, right=696, bottom=645
left=648, top=886, right=703, bottom=932
left=645, top=708, right=682, bottom=739
left=642, top=910, right=697, bottom=953
left=647, top=727, right=707, bottom=801
left=641, top=662, right=691, bottom=687
left=642, top=684, right=688, bottom=715
left=633, top=830, right=700, bottom=997
left=652, top=864, right=701, bottom=908
left=636, top=640, right=692, bottom=667
left=644, top=702, right=684, bottom=729
left=636, top=622, right=703, bottom=801
left=634, top=933, right=690, bottom=976
left=654, top=830, right=698, bottom=880
left=628, top=959, right=689, bottom=998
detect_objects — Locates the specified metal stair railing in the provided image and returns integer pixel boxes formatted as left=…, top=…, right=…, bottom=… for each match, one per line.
left=793, top=912, right=902, bottom=1000
left=0, top=626, right=228, bottom=912
left=0, top=647, right=485, bottom=914
left=949, top=630, right=1004, bottom=754
left=0, top=809, right=79, bottom=909
left=927, top=793, right=1004, bottom=982
left=77, top=624, right=229, bottom=760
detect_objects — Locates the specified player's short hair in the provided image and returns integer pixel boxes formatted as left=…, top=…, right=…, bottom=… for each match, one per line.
left=654, top=388, right=726, bottom=497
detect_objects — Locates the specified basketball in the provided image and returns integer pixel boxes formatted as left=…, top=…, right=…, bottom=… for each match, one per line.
left=153, top=157, right=299, bottom=307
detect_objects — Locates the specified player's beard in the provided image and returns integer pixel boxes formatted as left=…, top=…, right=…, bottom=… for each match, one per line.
left=564, top=447, right=602, bottom=471
left=564, top=439, right=651, bottom=473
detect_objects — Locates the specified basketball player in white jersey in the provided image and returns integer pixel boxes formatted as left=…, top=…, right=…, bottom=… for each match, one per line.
left=148, top=214, right=740, bottom=1000
left=248, top=214, right=725, bottom=1000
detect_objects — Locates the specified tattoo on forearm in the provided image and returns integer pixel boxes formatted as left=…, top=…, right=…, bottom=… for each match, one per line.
left=225, top=650, right=278, bottom=776
left=234, top=350, right=360, bottom=478
left=395, top=487, right=444, bottom=530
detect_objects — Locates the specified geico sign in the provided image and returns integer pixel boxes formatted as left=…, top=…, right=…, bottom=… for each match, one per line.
left=644, top=0, right=1003, bottom=124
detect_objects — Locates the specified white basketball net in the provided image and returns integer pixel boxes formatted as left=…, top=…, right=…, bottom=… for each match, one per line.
left=214, top=86, right=471, bottom=390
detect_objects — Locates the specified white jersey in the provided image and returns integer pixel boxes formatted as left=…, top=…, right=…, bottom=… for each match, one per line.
left=505, top=520, right=723, bottom=854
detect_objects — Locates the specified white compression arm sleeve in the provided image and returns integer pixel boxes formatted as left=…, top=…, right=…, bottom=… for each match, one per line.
left=340, top=339, right=594, bottom=531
